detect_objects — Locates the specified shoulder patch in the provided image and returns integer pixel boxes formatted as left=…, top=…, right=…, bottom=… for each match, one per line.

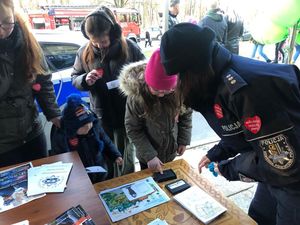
left=259, top=134, right=295, bottom=170
left=222, top=69, right=248, bottom=94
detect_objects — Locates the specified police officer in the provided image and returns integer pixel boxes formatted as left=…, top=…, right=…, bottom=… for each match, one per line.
left=160, top=23, right=300, bottom=225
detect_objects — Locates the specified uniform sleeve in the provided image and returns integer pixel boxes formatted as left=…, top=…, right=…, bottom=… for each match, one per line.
left=35, top=60, right=61, bottom=121
left=98, top=125, right=122, bottom=160
left=177, top=108, right=193, bottom=146
left=218, top=127, right=300, bottom=186
left=206, top=134, right=252, bottom=162
left=220, top=75, right=300, bottom=186
left=125, top=97, right=158, bottom=163
left=71, top=49, right=91, bottom=91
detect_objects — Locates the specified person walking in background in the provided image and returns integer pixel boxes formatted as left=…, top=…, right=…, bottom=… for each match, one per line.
left=71, top=6, right=145, bottom=178
left=198, top=0, right=227, bottom=46
left=274, top=39, right=286, bottom=63
left=0, top=0, right=61, bottom=167
left=168, top=0, right=180, bottom=29
left=251, top=38, right=271, bottom=63
left=119, top=49, right=192, bottom=173
left=160, top=23, right=300, bottom=225
left=51, top=94, right=123, bottom=183
left=225, top=9, right=244, bottom=54
left=144, top=30, right=152, bottom=48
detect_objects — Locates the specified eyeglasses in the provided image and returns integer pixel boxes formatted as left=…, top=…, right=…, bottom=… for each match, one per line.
left=0, top=22, right=15, bottom=31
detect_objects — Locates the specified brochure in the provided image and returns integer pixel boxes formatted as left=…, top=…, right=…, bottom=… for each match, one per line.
left=0, top=163, right=45, bottom=213
left=99, top=177, right=170, bottom=222
left=47, top=205, right=95, bottom=225
left=27, top=162, right=73, bottom=196
left=174, top=186, right=227, bottom=224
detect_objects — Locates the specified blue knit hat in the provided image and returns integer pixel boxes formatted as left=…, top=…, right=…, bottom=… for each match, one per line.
left=62, top=94, right=96, bottom=136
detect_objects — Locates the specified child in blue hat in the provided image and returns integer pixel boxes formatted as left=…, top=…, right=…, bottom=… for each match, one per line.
left=51, top=94, right=123, bottom=183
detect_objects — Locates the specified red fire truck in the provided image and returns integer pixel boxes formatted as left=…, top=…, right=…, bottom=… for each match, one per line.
left=27, top=5, right=142, bottom=42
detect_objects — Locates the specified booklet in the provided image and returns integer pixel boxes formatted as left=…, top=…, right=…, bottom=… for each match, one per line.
left=27, top=162, right=73, bottom=196
left=0, top=163, right=45, bottom=213
left=174, top=186, right=227, bottom=224
left=99, top=177, right=170, bottom=222
left=46, top=205, right=95, bottom=225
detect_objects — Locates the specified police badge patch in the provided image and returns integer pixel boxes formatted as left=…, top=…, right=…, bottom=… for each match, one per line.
left=259, top=134, right=295, bottom=170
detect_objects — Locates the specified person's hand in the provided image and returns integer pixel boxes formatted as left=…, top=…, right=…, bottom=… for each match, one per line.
left=115, top=157, right=123, bottom=166
left=147, top=157, right=163, bottom=174
left=177, top=145, right=186, bottom=156
left=198, top=155, right=211, bottom=174
left=51, top=117, right=61, bottom=128
left=85, top=69, right=102, bottom=86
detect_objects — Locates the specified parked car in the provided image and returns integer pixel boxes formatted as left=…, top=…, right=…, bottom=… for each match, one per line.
left=34, top=30, right=88, bottom=150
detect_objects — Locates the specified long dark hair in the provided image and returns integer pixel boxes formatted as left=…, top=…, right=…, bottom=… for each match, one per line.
left=179, top=65, right=218, bottom=108
left=82, top=7, right=128, bottom=68
left=140, top=82, right=183, bottom=119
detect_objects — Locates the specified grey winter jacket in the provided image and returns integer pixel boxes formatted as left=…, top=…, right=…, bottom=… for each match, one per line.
left=0, top=52, right=61, bottom=153
left=119, top=61, right=192, bottom=164
left=198, top=9, right=228, bottom=45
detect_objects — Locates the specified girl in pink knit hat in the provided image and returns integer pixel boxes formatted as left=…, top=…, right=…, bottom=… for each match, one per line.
left=119, top=49, right=192, bottom=173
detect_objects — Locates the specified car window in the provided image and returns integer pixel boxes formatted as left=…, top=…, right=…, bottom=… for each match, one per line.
left=40, top=43, right=79, bottom=72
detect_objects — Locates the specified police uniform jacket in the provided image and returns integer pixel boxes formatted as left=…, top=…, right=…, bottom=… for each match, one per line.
left=191, top=44, right=300, bottom=189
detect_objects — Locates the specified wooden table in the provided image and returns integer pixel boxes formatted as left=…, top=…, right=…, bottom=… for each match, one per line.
left=94, top=159, right=257, bottom=225
left=0, top=152, right=110, bottom=225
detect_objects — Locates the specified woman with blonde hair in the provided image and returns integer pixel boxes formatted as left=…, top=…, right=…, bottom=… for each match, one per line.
left=0, top=0, right=61, bottom=167
left=72, top=6, right=145, bottom=177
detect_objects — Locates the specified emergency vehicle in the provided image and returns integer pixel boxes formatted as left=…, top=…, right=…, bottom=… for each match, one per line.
left=27, top=5, right=142, bottom=42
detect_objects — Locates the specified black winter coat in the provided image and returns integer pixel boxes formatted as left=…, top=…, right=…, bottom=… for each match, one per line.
left=71, top=39, right=145, bottom=129
left=51, top=119, right=122, bottom=183
left=188, top=44, right=300, bottom=190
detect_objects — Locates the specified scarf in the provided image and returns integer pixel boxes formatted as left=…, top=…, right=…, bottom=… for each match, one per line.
left=0, top=22, right=23, bottom=54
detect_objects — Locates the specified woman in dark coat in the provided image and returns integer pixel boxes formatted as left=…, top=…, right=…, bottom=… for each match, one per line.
left=0, top=0, right=61, bottom=167
left=71, top=6, right=145, bottom=177
left=160, top=23, right=300, bottom=225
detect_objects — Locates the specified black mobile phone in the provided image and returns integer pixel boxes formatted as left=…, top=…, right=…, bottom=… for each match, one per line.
left=153, top=169, right=177, bottom=183
left=165, top=179, right=191, bottom=195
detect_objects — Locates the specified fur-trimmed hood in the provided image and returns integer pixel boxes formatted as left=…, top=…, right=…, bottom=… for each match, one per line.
left=119, top=60, right=148, bottom=99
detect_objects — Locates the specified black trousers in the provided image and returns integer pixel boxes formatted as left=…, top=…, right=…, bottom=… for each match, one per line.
left=248, top=182, right=300, bottom=225
left=0, top=132, right=47, bottom=167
